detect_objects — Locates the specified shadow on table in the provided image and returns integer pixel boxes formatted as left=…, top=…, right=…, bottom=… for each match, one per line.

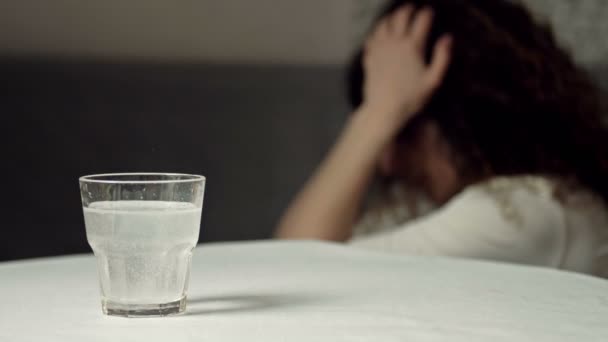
left=186, top=293, right=315, bottom=316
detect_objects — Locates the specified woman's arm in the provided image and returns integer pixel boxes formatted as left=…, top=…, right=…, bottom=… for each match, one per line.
left=275, top=105, right=399, bottom=241
left=275, top=5, right=452, bottom=241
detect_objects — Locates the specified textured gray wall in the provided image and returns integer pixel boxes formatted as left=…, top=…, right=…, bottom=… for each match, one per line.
left=1, top=0, right=606, bottom=67
left=524, top=0, right=608, bottom=66
left=0, top=0, right=355, bottom=64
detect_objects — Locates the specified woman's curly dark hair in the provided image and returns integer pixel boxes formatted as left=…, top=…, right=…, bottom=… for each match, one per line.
left=348, top=0, right=608, bottom=202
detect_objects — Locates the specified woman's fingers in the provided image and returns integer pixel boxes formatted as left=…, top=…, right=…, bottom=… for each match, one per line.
left=372, top=16, right=391, bottom=42
left=369, top=6, right=435, bottom=50
left=365, top=19, right=387, bottom=54
left=368, top=4, right=415, bottom=50
left=389, top=5, right=415, bottom=35
left=410, top=7, right=434, bottom=49
left=426, top=35, right=453, bottom=89
left=365, top=5, right=452, bottom=99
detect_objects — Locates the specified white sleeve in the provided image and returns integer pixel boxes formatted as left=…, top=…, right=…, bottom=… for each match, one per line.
left=350, top=182, right=567, bottom=267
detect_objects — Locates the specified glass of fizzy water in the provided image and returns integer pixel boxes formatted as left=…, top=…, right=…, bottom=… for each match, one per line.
left=79, top=173, right=205, bottom=317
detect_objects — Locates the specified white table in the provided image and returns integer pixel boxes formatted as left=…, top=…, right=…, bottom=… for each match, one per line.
left=1, top=241, right=607, bottom=341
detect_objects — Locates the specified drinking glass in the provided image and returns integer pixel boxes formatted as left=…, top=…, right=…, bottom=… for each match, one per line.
left=80, top=173, right=205, bottom=317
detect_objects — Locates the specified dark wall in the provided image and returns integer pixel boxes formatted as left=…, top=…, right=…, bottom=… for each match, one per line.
left=2, top=58, right=348, bottom=261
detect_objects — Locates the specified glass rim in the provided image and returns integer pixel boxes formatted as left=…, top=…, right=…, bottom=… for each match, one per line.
left=79, top=173, right=205, bottom=184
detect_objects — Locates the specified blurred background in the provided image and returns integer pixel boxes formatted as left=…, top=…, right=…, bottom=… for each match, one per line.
left=2, top=0, right=607, bottom=261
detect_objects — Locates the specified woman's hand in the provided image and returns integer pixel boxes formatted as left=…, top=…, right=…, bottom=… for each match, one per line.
left=362, top=5, right=452, bottom=133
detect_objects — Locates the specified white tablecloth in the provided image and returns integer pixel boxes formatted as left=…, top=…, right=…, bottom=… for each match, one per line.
left=1, top=241, right=607, bottom=341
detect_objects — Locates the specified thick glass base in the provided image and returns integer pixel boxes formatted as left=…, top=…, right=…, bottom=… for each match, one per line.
left=102, top=297, right=187, bottom=317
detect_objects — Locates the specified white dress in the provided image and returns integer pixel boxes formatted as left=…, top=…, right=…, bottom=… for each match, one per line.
left=350, top=176, right=608, bottom=278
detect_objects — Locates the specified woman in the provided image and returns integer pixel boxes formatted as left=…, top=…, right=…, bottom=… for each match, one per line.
left=276, top=0, right=608, bottom=277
